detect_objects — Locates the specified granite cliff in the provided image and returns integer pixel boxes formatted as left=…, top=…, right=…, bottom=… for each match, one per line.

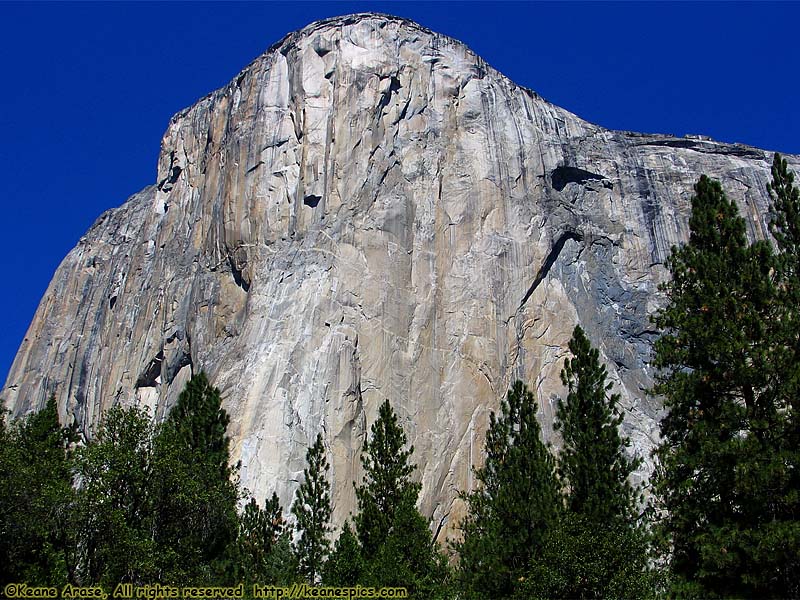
left=4, top=13, right=797, bottom=537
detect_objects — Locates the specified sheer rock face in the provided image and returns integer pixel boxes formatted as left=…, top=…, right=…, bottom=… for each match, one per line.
left=3, top=13, right=796, bottom=536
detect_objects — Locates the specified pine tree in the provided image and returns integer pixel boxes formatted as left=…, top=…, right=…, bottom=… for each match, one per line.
left=769, top=152, right=800, bottom=266
left=652, top=175, right=793, bottom=597
left=322, top=522, right=363, bottom=586
left=556, top=325, right=642, bottom=523
left=233, top=494, right=297, bottom=585
left=525, top=325, right=655, bottom=599
left=769, top=153, right=800, bottom=417
left=761, top=153, right=800, bottom=595
left=151, top=372, right=239, bottom=584
left=516, top=512, right=656, bottom=600
left=354, top=399, right=418, bottom=557
left=455, top=381, right=560, bottom=599
left=292, top=433, right=332, bottom=583
left=354, top=399, right=448, bottom=598
left=164, top=371, right=233, bottom=477
left=366, top=491, right=452, bottom=600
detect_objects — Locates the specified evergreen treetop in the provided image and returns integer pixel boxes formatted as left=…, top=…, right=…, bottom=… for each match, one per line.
left=322, top=522, right=363, bottom=586
left=163, top=371, right=233, bottom=478
left=535, top=326, right=656, bottom=599
left=354, top=399, right=419, bottom=557
left=1, top=395, right=77, bottom=587
left=652, top=173, right=797, bottom=597
left=556, top=325, right=641, bottom=524
left=151, top=372, right=239, bottom=584
left=456, top=380, right=560, bottom=599
left=232, top=493, right=297, bottom=585
left=74, top=405, right=157, bottom=586
left=769, top=152, right=800, bottom=264
left=292, top=433, right=332, bottom=583
left=352, top=399, right=450, bottom=598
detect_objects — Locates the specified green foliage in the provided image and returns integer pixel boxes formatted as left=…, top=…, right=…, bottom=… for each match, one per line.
left=232, top=494, right=297, bottom=585
left=74, top=405, right=157, bottom=586
left=455, top=381, right=560, bottom=599
left=163, top=372, right=234, bottom=478
left=364, top=491, right=452, bottom=599
left=354, top=399, right=418, bottom=557
left=353, top=399, right=449, bottom=598
left=322, top=521, right=363, bottom=586
left=150, top=372, right=240, bottom=584
left=534, top=326, right=655, bottom=599
left=769, top=153, right=800, bottom=422
left=653, top=173, right=799, bottom=597
left=292, top=433, right=332, bottom=583
left=2, top=375, right=303, bottom=590
left=0, top=396, right=77, bottom=587
left=769, top=152, right=800, bottom=264
left=516, top=513, right=658, bottom=600
left=556, top=325, right=642, bottom=523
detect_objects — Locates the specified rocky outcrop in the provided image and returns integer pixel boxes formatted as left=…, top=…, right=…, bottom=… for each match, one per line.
left=4, top=13, right=796, bottom=538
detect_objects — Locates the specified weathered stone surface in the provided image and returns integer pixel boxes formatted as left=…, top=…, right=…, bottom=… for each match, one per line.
left=4, top=13, right=798, bottom=538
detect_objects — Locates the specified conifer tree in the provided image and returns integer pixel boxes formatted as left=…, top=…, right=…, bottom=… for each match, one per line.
left=769, top=152, right=800, bottom=266
left=652, top=175, right=794, bottom=597
left=769, top=153, right=800, bottom=414
left=234, top=493, right=297, bottom=585
left=151, top=372, right=239, bottom=583
left=455, top=381, right=560, bottom=599
left=322, top=522, right=363, bottom=586
left=292, top=433, right=332, bottom=583
left=366, top=491, right=452, bottom=600
left=164, top=371, right=233, bottom=477
left=762, top=153, right=800, bottom=595
left=74, top=405, right=157, bottom=586
left=354, top=399, right=449, bottom=598
left=556, top=325, right=642, bottom=523
left=354, top=399, right=418, bottom=557
left=523, top=325, right=655, bottom=599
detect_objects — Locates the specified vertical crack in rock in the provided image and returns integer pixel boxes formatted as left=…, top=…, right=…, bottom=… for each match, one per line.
left=518, top=230, right=583, bottom=310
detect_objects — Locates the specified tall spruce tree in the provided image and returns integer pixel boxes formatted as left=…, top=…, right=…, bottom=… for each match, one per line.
left=556, top=325, right=641, bottom=524
left=354, top=399, right=448, bottom=598
left=292, top=433, right=332, bottom=583
left=520, top=326, right=655, bottom=599
left=455, top=380, right=560, bottom=599
left=652, top=175, right=793, bottom=597
left=151, top=372, right=240, bottom=584
left=354, top=399, right=418, bottom=557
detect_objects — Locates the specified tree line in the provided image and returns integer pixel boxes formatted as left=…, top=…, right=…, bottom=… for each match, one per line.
left=2, top=153, right=798, bottom=598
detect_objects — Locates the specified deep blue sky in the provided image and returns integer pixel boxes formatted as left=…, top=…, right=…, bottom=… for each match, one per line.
left=1, top=1, right=799, bottom=386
